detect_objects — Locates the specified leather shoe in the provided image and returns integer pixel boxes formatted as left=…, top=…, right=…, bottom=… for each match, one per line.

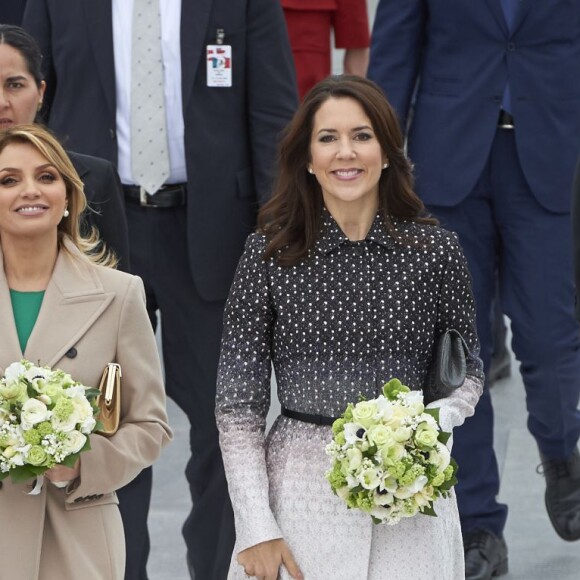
left=463, top=528, right=508, bottom=579
left=540, top=447, right=580, bottom=541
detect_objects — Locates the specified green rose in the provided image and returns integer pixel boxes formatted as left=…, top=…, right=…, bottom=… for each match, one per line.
left=414, top=422, right=439, bottom=449
left=366, top=424, right=394, bottom=449
left=381, top=442, right=406, bottom=466
left=27, top=445, right=48, bottom=466
left=393, top=426, right=412, bottom=443
left=352, top=401, right=378, bottom=429
left=0, top=379, right=27, bottom=401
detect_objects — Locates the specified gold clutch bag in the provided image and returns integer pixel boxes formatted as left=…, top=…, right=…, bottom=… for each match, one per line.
left=96, top=363, right=121, bottom=437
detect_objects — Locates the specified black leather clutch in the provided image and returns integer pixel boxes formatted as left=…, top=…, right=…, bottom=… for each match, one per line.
left=424, top=329, right=469, bottom=404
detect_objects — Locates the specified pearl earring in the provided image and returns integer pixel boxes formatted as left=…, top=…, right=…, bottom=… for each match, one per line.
left=308, top=167, right=314, bottom=174
left=63, top=208, right=70, bottom=218
left=382, top=162, right=389, bottom=169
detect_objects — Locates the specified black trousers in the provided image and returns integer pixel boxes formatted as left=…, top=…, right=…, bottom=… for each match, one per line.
left=122, top=202, right=235, bottom=580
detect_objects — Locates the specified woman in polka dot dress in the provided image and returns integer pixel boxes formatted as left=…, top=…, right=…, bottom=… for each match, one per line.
left=216, top=75, right=484, bottom=580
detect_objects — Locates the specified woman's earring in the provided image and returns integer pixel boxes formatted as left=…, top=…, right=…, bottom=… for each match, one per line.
left=308, top=167, right=314, bottom=174
left=383, top=162, right=389, bottom=169
left=63, top=208, right=70, bottom=218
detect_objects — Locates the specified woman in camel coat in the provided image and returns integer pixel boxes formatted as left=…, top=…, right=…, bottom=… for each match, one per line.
left=0, top=125, right=172, bottom=579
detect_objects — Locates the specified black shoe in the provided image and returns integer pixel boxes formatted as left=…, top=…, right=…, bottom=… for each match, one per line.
left=463, top=528, right=508, bottom=580
left=488, top=350, right=511, bottom=386
left=540, top=447, right=580, bottom=541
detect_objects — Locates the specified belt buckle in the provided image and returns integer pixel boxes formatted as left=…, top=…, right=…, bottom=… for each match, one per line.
left=139, top=187, right=158, bottom=207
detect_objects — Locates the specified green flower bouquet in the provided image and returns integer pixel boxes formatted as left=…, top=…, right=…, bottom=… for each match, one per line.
left=326, top=379, right=458, bottom=525
left=0, top=360, right=100, bottom=484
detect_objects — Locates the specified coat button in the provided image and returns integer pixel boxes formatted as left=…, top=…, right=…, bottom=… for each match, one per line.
left=65, top=347, right=78, bottom=358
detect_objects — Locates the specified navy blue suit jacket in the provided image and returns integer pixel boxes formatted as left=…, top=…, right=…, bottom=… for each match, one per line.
left=24, top=0, right=298, bottom=301
left=369, top=0, right=580, bottom=212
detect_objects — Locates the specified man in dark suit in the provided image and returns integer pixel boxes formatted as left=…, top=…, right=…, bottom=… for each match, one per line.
left=369, top=1, right=580, bottom=578
left=0, top=0, right=27, bottom=26
left=23, top=1, right=298, bottom=579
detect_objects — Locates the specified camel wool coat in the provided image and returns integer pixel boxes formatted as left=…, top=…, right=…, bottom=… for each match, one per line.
left=0, top=239, right=172, bottom=580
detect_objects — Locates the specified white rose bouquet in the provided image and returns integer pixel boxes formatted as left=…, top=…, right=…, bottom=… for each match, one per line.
left=0, top=360, right=100, bottom=484
left=326, top=379, right=458, bottom=525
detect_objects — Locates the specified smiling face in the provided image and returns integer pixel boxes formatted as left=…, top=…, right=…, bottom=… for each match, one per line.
left=0, top=142, right=67, bottom=246
left=0, top=43, right=45, bottom=129
left=308, top=96, right=386, bottom=216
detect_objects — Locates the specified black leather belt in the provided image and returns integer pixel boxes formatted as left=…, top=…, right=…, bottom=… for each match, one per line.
left=498, top=110, right=515, bottom=129
left=123, top=183, right=186, bottom=208
left=281, top=407, right=338, bottom=426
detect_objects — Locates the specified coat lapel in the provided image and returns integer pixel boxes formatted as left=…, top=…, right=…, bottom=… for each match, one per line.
left=180, top=0, right=214, bottom=108
left=82, top=0, right=116, bottom=119
left=24, top=241, right=115, bottom=368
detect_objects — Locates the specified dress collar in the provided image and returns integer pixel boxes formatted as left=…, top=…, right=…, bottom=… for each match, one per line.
left=315, top=208, right=396, bottom=255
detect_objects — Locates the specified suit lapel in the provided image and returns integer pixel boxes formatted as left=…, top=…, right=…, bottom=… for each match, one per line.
left=24, top=241, right=114, bottom=368
left=484, top=0, right=509, bottom=36
left=181, top=0, right=214, bottom=108
left=82, top=0, right=116, bottom=118
left=511, top=0, right=531, bottom=35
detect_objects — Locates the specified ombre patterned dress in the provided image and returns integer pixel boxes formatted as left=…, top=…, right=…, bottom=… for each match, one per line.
left=216, top=211, right=484, bottom=579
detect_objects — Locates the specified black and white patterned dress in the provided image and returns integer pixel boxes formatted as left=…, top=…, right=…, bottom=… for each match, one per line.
left=216, top=211, right=484, bottom=579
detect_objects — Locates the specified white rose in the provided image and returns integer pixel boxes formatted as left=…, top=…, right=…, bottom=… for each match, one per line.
left=352, top=401, right=378, bottom=429
left=62, top=431, right=87, bottom=455
left=71, top=397, right=93, bottom=423
left=21, top=398, right=50, bottom=426
left=80, top=416, right=97, bottom=435
left=51, top=414, right=78, bottom=433
left=3, top=362, right=26, bottom=381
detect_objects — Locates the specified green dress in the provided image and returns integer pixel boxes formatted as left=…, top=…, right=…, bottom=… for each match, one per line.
left=9, top=290, right=45, bottom=353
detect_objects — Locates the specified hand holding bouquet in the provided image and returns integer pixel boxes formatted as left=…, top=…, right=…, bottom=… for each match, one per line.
left=326, top=379, right=457, bottom=525
left=0, top=360, right=100, bottom=485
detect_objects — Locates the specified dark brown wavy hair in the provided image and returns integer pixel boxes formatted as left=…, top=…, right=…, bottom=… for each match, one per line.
left=258, top=75, right=436, bottom=265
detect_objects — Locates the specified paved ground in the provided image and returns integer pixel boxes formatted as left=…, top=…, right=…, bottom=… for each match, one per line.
left=147, top=335, right=580, bottom=579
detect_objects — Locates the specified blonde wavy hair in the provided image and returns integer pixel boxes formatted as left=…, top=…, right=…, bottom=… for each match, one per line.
left=0, top=124, right=117, bottom=268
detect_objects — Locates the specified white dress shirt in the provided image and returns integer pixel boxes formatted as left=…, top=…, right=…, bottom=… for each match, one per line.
left=112, top=0, right=186, bottom=186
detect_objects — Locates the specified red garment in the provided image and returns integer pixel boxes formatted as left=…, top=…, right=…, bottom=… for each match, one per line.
left=283, top=0, right=369, bottom=99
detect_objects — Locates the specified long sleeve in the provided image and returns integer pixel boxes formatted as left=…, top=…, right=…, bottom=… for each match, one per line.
left=67, top=276, right=172, bottom=501
left=84, top=160, right=131, bottom=273
left=426, top=233, right=484, bottom=433
left=367, top=0, right=427, bottom=129
left=247, top=0, right=298, bottom=206
left=216, top=234, right=283, bottom=553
